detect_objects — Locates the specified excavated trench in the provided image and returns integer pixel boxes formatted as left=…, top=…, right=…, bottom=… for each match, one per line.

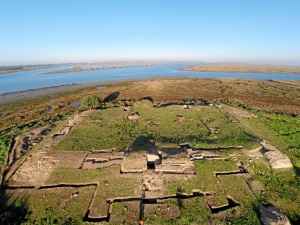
left=1, top=103, right=260, bottom=223
left=209, top=197, right=240, bottom=214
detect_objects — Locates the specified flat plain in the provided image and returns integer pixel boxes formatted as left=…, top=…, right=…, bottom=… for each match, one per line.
left=182, top=63, right=300, bottom=74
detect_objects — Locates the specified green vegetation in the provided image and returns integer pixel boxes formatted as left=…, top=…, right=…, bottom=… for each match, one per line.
left=249, top=158, right=300, bottom=222
left=173, top=198, right=212, bottom=225
left=0, top=139, right=9, bottom=168
left=258, top=112, right=300, bottom=166
left=165, top=160, right=238, bottom=205
left=219, top=104, right=300, bottom=223
left=1, top=89, right=300, bottom=224
left=79, top=95, right=102, bottom=111
left=25, top=186, right=93, bottom=224
left=46, top=166, right=120, bottom=184
left=55, top=100, right=258, bottom=151
left=257, top=112, right=300, bottom=222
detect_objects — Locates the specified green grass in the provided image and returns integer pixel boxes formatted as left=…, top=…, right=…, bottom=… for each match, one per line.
left=54, top=101, right=258, bottom=151
left=54, top=107, right=131, bottom=151
left=108, top=201, right=140, bottom=225
left=3, top=100, right=300, bottom=224
left=23, top=186, right=93, bottom=225
left=0, top=139, right=10, bottom=169
left=219, top=175, right=256, bottom=205
left=165, top=160, right=239, bottom=206
left=250, top=159, right=300, bottom=222
left=46, top=166, right=142, bottom=198
left=258, top=112, right=300, bottom=167
left=46, top=166, right=120, bottom=184
left=221, top=106, right=300, bottom=223
left=0, top=186, right=93, bottom=225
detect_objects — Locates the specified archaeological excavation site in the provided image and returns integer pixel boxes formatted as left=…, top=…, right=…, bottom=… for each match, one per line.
left=1, top=93, right=298, bottom=225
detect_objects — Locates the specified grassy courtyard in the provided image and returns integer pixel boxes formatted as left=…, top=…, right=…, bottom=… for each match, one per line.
left=54, top=100, right=258, bottom=151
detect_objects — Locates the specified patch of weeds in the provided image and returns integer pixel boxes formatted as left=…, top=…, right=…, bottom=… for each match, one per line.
left=221, top=203, right=261, bottom=225
left=251, top=159, right=300, bottom=222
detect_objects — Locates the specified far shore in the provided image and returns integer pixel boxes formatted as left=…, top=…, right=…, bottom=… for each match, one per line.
left=0, top=76, right=184, bottom=104
left=41, top=63, right=160, bottom=75
left=0, top=83, right=92, bottom=104
left=1, top=76, right=300, bottom=133
left=181, top=63, right=300, bottom=74
left=0, top=64, right=68, bottom=75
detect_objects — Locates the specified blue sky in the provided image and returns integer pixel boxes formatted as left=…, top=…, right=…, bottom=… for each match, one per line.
left=0, top=0, right=299, bottom=65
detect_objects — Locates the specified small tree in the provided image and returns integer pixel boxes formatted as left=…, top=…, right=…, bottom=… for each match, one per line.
left=79, top=95, right=102, bottom=110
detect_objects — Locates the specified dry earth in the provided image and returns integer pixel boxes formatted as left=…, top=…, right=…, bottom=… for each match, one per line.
left=182, top=63, right=300, bottom=74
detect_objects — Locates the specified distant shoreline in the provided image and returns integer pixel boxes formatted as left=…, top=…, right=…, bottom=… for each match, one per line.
left=0, top=64, right=68, bottom=75
left=1, top=77, right=300, bottom=118
left=40, top=63, right=160, bottom=75
left=0, top=77, right=178, bottom=104
left=0, top=83, right=84, bottom=104
left=181, top=63, right=300, bottom=74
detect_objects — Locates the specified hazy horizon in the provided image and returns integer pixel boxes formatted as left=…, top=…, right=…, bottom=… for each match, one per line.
left=1, top=0, right=300, bottom=66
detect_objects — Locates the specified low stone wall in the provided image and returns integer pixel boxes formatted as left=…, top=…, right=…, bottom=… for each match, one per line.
left=193, top=146, right=243, bottom=151
left=91, top=149, right=115, bottom=153
left=213, top=103, right=239, bottom=123
left=125, top=101, right=134, bottom=119
left=214, top=170, right=246, bottom=176
left=84, top=210, right=108, bottom=223
left=2, top=154, right=30, bottom=187
left=5, top=185, right=36, bottom=189
left=4, top=181, right=99, bottom=191
left=87, top=183, right=99, bottom=211
left=154, top=169, right=196, bottom=175
left=208, top=196, right=240, bottom=213
left=107, top=190, right=213, bottom=204
left=86, top=157, right=123, bottom=163
left=39, top=182, right=98, bottom=189
left=120, top=162, right=146, bottom=173
left=107, top=196, right=141, bottom=203
left=154, top=100, right=196, bottom=108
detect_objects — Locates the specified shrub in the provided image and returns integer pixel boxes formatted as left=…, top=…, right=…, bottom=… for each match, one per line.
left=79, top=95, right=102, bottom=111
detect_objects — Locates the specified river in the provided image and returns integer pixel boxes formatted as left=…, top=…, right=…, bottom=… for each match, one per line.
left=0, top=64, right=299, bottom=94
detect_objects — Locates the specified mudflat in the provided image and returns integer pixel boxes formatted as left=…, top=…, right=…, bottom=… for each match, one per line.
left=182, top=63, right=300, bottom=74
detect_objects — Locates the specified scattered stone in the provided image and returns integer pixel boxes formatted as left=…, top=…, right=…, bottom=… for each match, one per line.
left=259, top=202, right=291, bottom=225
left=128, top=112, right=140, bottom=120
left=261, top=141, right=293, bottom=169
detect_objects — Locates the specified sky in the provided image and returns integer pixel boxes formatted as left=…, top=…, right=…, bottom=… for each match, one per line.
left=0, top=0, right=300, bottom=66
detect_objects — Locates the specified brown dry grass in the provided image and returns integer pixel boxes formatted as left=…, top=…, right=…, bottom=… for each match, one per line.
left=1, top=77, right=300, bottom=132
left=182, top=63, right=300, bottom=74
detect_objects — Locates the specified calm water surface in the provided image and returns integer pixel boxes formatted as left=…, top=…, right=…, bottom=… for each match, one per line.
left=0, top=64, right=299, bottom=94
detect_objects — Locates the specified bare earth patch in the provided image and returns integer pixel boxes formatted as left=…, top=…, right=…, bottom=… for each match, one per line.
left=221, top=104, right=258, bottom=118
left=49, top=151, right=89, bottom=168
left=9, top=152, right=58, bottom=186
left=8, top=124, right=55, bottom=164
